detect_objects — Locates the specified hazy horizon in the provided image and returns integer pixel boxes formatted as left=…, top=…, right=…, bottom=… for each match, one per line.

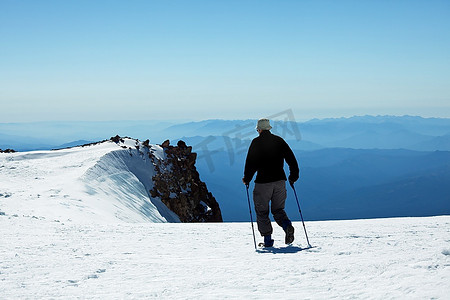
left=1, top=113, right=450, bottom=126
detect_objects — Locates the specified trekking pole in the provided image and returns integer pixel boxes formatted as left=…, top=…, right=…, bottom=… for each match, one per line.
left=245, top=184, right=257, bottom=250
left=290, top=181, right=311, bottom=247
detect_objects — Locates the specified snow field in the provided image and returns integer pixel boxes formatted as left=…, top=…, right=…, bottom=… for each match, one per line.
left=1, top=215, right=449, bottom=299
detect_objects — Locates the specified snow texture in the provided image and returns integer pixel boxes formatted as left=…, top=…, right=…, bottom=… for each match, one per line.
left=0, top=215, right=449, bottom=299
left=1, top=139, right=449, bottom=298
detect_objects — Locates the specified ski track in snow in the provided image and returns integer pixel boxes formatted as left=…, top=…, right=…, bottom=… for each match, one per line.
left=1, top=216, right=449, bottom=299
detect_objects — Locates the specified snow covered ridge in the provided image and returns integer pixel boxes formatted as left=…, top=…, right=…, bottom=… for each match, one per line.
left=0, top=136, right=222, bottom=223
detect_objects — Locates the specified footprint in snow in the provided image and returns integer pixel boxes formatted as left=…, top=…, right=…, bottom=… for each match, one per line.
left=67, top=280, right=79, bottom=286
left=87, top=269, right=106, bottom=279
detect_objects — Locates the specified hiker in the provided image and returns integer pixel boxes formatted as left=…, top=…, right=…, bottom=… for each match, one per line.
left=242, top=118, right=299, bottom=247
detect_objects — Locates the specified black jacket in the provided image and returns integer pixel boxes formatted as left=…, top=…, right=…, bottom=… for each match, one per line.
left=243, top=130, right=299, bottom=184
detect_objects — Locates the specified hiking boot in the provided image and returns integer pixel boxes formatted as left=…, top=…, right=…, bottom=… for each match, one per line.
left=263, top=235, right=274, bottom=247
left=282, top=220, right=295, bottom=244
left=285, top=224, right=295, bottom=244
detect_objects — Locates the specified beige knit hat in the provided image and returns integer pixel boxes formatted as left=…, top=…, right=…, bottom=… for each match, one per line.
left=256, top=118, right=272, bottom=130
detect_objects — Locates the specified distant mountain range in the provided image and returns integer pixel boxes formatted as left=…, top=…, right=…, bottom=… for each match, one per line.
left=1, top=115, right=449, bottom=221
left=1, top=115, right=449, bottom=151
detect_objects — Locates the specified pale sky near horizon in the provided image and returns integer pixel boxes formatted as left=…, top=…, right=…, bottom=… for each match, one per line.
left=1, top=0, right=449, bottom=122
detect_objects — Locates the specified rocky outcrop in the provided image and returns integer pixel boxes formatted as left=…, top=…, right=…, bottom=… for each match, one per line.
left=110, top=135, right=124, bottom=144
left=149, top=139, right=223, bottom=222
left=0, top=149, right=16, bottom=153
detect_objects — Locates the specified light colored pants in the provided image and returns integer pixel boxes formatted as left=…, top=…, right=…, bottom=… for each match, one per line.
left=253, top=180, right=289, bottom=236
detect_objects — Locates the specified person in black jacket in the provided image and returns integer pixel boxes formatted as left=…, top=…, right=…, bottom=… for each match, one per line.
left=242, top=118, right=299, bottom=247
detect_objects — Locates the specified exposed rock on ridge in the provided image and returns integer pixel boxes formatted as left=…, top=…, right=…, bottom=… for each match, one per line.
left=149, top=139, right=223, bottom=222
left=0, top=149, right=16, bottom=153
left=108, top=136, right=223, bottom=223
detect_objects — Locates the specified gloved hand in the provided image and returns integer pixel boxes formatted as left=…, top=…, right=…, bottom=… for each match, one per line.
left=288, top=174, right=299, bottom=186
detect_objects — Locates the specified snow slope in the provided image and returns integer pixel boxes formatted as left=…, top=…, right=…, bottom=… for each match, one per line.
left=1, top=138, right=449, bottom=298
left=0, top=139, right=179, bottom=223
left=1, top=215, right=449, bottom=299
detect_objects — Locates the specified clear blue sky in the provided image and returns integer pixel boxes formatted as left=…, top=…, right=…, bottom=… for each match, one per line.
left=1, top=0, right=449, bottom=122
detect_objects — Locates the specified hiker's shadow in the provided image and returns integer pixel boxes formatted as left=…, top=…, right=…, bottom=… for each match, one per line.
left=256, top=244, right=313, bottom=254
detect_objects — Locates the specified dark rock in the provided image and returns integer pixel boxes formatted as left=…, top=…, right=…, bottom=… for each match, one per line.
left=150, top=139, right=223, bottom=222
left=111, top=135, right=124, bottom=143
left=161, top=140, right=170, bottom=148
left=177, top=140, right=187, bottom=148
left=0, top=149, right=16, bottom=153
